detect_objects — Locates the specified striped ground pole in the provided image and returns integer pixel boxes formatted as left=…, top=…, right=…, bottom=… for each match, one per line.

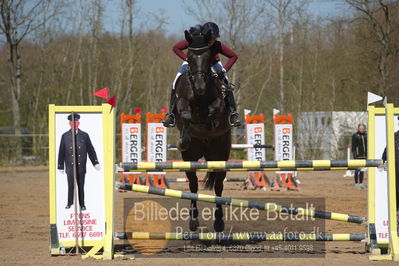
left=121, top=159, right=382, bottom=172
left=122, top=167, right=360, bottom=173
left=116, top=183, right=366, bottom=224
left=115, top=232, right=366, bottom=242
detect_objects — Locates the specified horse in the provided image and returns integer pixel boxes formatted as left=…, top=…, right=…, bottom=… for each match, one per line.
left=173, top=28, right=232, bottom=232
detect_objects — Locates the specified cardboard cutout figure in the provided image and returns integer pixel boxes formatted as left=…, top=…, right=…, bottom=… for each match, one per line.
left=57, top=113, right=100, bottom=210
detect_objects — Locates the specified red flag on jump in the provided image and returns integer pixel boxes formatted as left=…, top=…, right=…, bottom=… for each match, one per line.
left=160, top=107, right=167, bottom=114
left=134, top=108, right=142, bottom=113
left=93, top=88, right=116, bottom=107
left=107, top=95, right=116, bottom=107
left=93, top=88, right=109, bottom=99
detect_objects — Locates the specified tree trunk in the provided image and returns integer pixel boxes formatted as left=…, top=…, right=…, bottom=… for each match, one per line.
left=8, top=44, right=22, bottom=162
left=378, top=51, right=387, bottom=96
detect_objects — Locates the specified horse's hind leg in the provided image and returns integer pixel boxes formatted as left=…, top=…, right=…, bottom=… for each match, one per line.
left=213, top=170, right=227, bottom=229
left=213, top=172, right=227, bottom=232
left=186, top=171, right=200, bottom=231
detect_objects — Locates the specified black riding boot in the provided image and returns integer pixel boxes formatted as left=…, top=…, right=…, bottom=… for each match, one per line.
left=163, top=90, right=176, bottom=128
left=225, top=90, right=241, bottom=127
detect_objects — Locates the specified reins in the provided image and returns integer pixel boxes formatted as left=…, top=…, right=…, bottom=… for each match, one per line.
left=187, top=45, right=209, bottom=51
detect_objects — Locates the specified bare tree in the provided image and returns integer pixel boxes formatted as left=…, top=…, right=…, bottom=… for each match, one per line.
left=65, top=0, right=86, bottom=105
left=85, top=0, right=103, bottom=105
left=346, top=0, right=399, bottom=95
left=117, top=0, right=137, bottom=112
left=265, top=0, right=294, bottom=113
left=0, top=0, right=61, bottom=162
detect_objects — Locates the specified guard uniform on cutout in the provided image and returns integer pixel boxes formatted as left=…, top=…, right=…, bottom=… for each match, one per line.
left=57, top=113, right=100, bottom=211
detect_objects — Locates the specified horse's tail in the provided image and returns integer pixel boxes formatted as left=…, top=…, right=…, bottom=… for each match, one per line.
left=204, top=172, right=215, bottom=190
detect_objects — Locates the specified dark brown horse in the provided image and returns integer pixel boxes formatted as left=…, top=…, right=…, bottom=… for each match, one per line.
left=173, top=28, right=231, bottom=232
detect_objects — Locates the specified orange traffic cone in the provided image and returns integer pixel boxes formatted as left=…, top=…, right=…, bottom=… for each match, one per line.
left=147, top=174, right=170, bottom=189
left=242, top=172, right=270, bottom=190
left=271, top=175, right=285, bottom=191
left=145, top=174, right=154, bottom=187
left=242, top=174, right=257, bottom=190
left=130, top=173, right=144, bottom=185
left=120, top=173, right=128, bottom=183
left=252, top=172, right=269, bottom=190
left=281, top=173, right=299, bottom=191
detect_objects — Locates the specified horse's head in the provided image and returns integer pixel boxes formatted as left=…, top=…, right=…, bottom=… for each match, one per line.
left=185, top=27, right=212, bottom=96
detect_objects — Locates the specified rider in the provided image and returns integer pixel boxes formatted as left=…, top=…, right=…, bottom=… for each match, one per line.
left=163, top=22, right=241, bottom=127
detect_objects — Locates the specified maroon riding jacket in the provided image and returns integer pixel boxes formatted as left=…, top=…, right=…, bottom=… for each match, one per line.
left=173, top=40, right=238, bottom=72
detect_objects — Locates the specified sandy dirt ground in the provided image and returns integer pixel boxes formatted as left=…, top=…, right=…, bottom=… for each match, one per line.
left=0, top=166, right=397, bottom=265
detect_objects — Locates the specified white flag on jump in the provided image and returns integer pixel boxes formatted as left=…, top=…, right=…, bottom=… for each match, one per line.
left=244, top=109, right=251, bottom=117
left=367, top=92, right=383, bottom=105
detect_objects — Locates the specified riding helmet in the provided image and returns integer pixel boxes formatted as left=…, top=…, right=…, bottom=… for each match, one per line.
left=203, top=22, right=220, bottom=38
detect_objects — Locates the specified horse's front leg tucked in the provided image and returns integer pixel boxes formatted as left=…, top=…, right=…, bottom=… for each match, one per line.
left=207, top=97, right=223, bottom=130
left=208, top=97, right=222, bottom=117
left=177, top=98, right=192, bottom=151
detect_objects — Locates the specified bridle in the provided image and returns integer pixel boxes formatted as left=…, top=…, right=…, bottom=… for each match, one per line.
left=187, top=66, right=211, bottom=86
left=186, top=46, right=211, bottom=89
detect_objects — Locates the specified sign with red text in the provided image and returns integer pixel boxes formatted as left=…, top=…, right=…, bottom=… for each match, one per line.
left=54, top=112, right=105, bottom=242
left=274, top=124, right=293, bottom=174
left=121, top=123, right=141, bottom=163
left=371, top=114, right=399, bottom=244
left=147, top=123, right=167, bottom=162
left=246, top=123, right=266, bottom=161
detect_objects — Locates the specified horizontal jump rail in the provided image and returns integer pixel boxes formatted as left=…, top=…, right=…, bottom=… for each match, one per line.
left=121, top=159, right=382, bottom=172
left=115, top=232, right=366, bottom=241
left=121, top=167, right=360, bottom=173
left=116, top=183, right=366, bottom=224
